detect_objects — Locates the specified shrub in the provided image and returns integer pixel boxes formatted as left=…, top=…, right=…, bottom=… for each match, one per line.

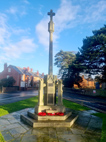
left=0, top=77, right=16, bottom=87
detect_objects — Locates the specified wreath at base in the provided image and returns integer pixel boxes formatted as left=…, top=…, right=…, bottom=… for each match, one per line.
left=38, top=112, right=64, bottom=116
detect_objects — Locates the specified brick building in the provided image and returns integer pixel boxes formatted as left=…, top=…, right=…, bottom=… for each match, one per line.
left=74, top=75, right=95, bottom=89
left=0, top=63, right=44, bottom=89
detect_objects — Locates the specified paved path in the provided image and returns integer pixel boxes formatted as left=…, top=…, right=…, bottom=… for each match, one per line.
left=0, top=109, right=102, bottom=142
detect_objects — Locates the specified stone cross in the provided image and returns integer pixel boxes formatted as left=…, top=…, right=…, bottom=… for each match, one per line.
left=48, top=9, right=55, bottom=21
left=48, top=9, right=55, bottom=75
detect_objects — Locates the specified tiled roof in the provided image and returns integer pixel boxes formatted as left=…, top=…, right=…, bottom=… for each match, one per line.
left=29, top=71, right=39, bottom=77
left=39, top=73, right=44, bottom=78
left=9, top=65, right=43, bottom=78
left=9, top=65, right=24, bottom=74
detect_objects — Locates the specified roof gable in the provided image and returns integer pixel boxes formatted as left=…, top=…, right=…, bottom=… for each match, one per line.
left=9, top=65, right=24, bottom=74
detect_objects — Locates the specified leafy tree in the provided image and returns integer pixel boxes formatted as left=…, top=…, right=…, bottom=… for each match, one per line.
left=0, top=80, right=2, bottom=88
left=0, top=77, right=16, bottom=87
left=62, top=52, right=84, bottom=88
left=63, top=77, right=74, bottom=88
left=7, top=77, right=16, bottom=87
left=54, top=50, right=84, bottom=88
left=0, top=78, right=8, bottom=87
left=74, top=74, right=83, bottom=88
left=63, top=73, right=83, bottom=88
left=30, top=78, right=33, bottom=87
left=94, top=75, right=102, bottom=84
left=102, top=65, right=106, bottom=82
left=54, top=50, right=75, bottom=77
left=68, top=52, right=86, bottom=76
left=77, top=25, right=106, bottom=81
left=55, top=25, right=106, bottom=87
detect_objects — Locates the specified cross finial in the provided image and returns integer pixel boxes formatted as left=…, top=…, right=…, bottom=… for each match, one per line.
left=48, top=9, right=55, bottom=21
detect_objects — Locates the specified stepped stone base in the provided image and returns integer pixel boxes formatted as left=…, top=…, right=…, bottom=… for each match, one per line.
left=20, top=108, right=78, bottom=128
left=28, top=109, right=71, bottom=121
left=35, top=105, right=66, bottom=113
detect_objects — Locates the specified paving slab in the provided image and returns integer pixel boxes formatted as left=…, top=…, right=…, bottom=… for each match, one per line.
left=1, top=131, right=14, bottom=141
left=9, top=127, right=27, bottom=135
left=8, top=119, right=20, bottom=124
left=0, top=108, right=102, bottom=142
left=0, top=119, right=10, bottom=125
left=1, top=115, right=15, bottom=120
left=58, top=134, right=85, bottom=142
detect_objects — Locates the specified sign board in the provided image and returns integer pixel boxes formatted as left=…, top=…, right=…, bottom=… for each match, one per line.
left=20, top=81, right=25, bottom=87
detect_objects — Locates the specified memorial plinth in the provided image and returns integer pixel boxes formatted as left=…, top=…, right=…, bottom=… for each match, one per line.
left=34, top=74, right=66, bottom=121
left=21, top=9, right=78, bottom=127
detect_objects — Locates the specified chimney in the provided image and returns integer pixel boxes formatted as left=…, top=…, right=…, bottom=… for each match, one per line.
left=23, top=67, right=26, bottom=70
left=42, top=73, right=44, bottom=76
left=31, top=68, right=33, bottom=72
left=37, top=70, right=39, bottom=76
left=27, top=67, right=30, bottom=72
left=4, top=63, right=7, bottom=70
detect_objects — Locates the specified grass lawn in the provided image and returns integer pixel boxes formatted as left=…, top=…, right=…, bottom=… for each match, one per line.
left=0, top=96, right=38, bottom=117
left=0, top=96, right=105, bottom=142
left=63, top=99, right=90, bottom=111
left=93, top=113, right=106, bottom=142
left=0, top=133, right=5, bottom=142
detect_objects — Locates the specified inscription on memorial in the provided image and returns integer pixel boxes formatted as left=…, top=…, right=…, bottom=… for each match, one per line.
left=48, top=94, right=53, bottom=104
left=48, top=83, right=53, bottom=86
left=48, top=83, right=54, bottom=94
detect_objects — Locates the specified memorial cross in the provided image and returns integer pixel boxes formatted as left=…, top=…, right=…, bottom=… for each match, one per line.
left=48, top=9, right=55, bottom=21
left=47, top=9, right=55, bottom=75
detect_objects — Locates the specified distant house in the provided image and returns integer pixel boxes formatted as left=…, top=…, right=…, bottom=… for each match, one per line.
left=74, top=75, right=95, bottom=89
left=0, top=63, right=44, bottom=90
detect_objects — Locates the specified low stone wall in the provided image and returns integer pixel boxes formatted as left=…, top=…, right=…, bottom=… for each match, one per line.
left=27, top=87, right=37, bottom=91
left=2, top=86, right=19, bottom=93
left=102, top=83, right=106, bottom=89
left=0, top=87, right=2, bottom=93
left=83, top=89, right=100, bottom=96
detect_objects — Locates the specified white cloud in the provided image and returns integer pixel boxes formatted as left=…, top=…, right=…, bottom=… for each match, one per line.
left=11, top=27, right=30, bottom=35
left=19, top=6, right=27, bottom=16
left=36, top=0, right=80, bottom=50
left=0, top=13, right=10, bottom=45
left=38, top=5, right=44, bottom=16
left=36, top=0, right=106, bottom=51
left=83, top=0, right=106, bottom=23
left=6, top=7, right=18, bottom=15
left=54, top=0, right=80, bottom=32
left=36, top=18, right=49, bottom=49
left=6, top=5, right=27, bottom=17
left=0, top=13, right=7, bottom=26
left=3, top=38, right=37, bottom=59
left=0, top=12, right=37, bottom=62
left=23, top=0, right=30, bottom=5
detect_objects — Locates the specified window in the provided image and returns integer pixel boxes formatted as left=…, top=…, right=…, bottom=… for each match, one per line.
left=21, top=75, right=24, bottom=81
left=7, top=75, right=9, bottom=79
left=8, top=68, right=11, bottom=72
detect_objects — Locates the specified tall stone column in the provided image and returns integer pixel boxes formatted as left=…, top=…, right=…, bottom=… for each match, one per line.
left=49, top=32, right=53, bottom=75
left=48, top=9, right=55, bottom=75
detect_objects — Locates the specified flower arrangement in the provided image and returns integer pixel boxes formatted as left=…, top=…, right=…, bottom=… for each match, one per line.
left=38, top=112, right=46, bottom=116
left=38, top=112, right=64, bottom=116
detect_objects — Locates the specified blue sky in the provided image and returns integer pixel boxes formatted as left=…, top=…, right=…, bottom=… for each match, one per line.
left=0, top=0, right=106, bottom=75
